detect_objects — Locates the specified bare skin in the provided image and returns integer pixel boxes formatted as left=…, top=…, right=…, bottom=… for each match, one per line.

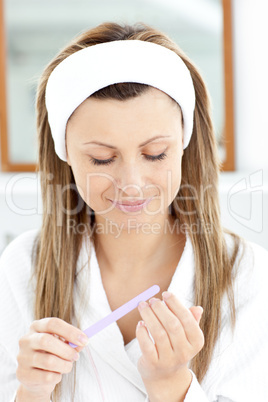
left=66, top=87, right=185, bottom=275
left=64, top=87, right=205, bottom=401
left=15, top=318, right=89, bottom=401
left=15, top=88, right=204, bottom=400
left=96, top=224, right=186, bottom=346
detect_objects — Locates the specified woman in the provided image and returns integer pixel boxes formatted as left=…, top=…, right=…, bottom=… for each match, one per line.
left=0, top=22, right=267, bottom=402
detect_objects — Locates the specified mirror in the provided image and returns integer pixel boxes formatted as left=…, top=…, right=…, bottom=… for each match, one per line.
left=0, top=0, right=234, bottom=171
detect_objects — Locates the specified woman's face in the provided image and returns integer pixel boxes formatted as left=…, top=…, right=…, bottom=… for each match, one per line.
left=66, top=87, right=184, bottom=229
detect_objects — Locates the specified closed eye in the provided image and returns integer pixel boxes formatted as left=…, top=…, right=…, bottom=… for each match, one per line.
left=90, top=152, right=167, bottom=166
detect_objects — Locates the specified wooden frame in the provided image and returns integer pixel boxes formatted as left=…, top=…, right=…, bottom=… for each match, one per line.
left=221, top=0, right=235, bottom=171
left=0, top=0, right=235, bottom=172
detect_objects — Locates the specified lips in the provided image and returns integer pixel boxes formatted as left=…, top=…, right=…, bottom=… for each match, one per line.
left=109, top=197, right=154, bottom=212
left=116, top=199, right=148, bottom=206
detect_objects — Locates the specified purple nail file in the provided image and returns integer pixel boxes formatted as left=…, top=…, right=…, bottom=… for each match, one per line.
left=69, top=284, right=160, bottom=348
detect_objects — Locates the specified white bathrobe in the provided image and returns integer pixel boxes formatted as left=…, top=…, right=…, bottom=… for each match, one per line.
left=0, top=228, right=268, bottom=402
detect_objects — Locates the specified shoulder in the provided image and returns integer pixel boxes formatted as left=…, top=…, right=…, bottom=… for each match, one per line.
left=204, top=235, right=268, bottom=400
left=0, top=229, right=40, bottom=353
left=224, top=230, right=268, bottom=261
left=223, top=231, right=268, bottom=307
left=224, top=231, right=268, bottom=277
left=0, top=228, right=40, bottom=281
left=239, top=239, right=268, bottom=298
left=246, top=239, right=268, bottom=266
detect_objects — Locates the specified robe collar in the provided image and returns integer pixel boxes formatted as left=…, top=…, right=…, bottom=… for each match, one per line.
left=74, top=231, right=195, bottom=394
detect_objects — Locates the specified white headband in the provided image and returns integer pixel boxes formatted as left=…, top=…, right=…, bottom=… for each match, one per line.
left=45, top=40, right=196, bottom=161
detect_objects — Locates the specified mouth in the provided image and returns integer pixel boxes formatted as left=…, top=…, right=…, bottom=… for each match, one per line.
left=109, top=197, right=154, bottom=212
left=116, top=199, right=148, bottom=206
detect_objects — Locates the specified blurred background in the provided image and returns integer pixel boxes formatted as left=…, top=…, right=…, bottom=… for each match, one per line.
left=0, top=0, right=267, bottom=254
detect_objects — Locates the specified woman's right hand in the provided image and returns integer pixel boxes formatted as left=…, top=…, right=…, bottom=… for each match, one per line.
left=15, top=317, right=89, bottom=401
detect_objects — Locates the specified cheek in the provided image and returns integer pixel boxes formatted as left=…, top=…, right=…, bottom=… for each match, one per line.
left=171, top=164, right=182, bottom=193
left=154, top=156, right=182, bottom=195
left=75, top=173, right=114, bottom=207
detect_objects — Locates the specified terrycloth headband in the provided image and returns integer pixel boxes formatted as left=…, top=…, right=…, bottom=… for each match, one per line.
left=45, top=40, right=196, bottom=161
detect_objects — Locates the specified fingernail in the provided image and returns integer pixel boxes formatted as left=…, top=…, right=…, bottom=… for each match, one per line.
left=137, top=320, right=145, bottom=328
left=77, top=334, right=89, bottom=346
left=149, top=298, right=158, bottom=306
left=162, top=291, right=172, bottom=300
left=138, top=301, right=148, bottom=311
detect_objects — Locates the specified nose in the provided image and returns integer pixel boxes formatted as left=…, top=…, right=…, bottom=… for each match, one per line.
left=115, top=163, right=146, bottom=197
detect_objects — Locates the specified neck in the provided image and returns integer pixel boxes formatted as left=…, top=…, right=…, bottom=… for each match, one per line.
left=91, top=214, right=185, bottom=276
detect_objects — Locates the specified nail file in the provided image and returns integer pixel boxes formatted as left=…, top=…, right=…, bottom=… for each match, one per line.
left=69, top=284, right=160, bottom=348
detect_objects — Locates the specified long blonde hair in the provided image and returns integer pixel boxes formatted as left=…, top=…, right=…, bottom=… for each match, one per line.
left=32, top=21, right=243, bottom=401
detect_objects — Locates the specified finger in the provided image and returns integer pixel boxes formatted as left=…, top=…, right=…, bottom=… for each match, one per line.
left=54, top=334, right=84, bottom=353
left=189, top=306, right=203, bottom=325
left=135, top=321, right=158, bottom=364
left=162, top=293, right=204, bottom=349
left=30, top=318, right=89, bottom=348
left=30, top=332, right=80, bottom=363
left=138, top=301, right=173, bottom=359
left=17, top=366, right=62, bottom=387
left=30, top=350, right=74, bottom=374
left=148, top=298, right=188, bottom=352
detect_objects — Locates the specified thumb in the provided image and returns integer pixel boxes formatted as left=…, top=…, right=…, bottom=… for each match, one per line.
left=189, top=306, right=203, bottom=325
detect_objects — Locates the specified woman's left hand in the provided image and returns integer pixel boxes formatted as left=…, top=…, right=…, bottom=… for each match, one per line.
left=136, top=291, right=204, bottom=383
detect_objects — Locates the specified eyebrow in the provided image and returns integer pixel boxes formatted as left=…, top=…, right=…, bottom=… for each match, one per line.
left=82, top=135, right=171, bottom=148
